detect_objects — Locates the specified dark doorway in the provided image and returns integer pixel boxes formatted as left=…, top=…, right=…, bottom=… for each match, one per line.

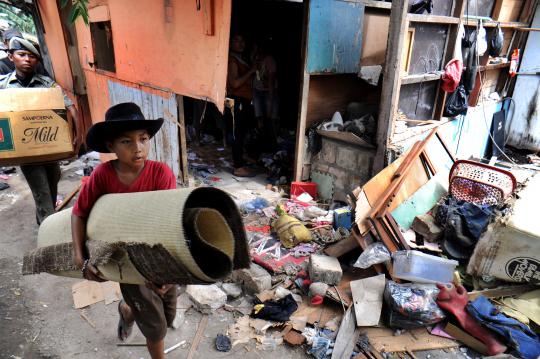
left=231, top=0, right=304, bottom=131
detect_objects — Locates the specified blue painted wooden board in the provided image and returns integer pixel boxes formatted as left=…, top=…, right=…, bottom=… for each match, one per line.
left=307, top=0, right=364, bottom=74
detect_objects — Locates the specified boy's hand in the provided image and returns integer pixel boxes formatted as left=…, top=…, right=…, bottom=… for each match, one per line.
left=83, top=263, right=106, bottom=282
left=145, top=282, right=173, bottom=298
left=74, top=254, right=105, bottom=282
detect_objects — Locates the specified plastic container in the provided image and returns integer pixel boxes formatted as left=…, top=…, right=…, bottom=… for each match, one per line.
left=392, top=250, right=458, bottom=284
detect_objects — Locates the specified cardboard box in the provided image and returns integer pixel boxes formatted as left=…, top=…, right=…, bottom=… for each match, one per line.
left=0, top=87, right=74, bottom=165
left=468, top=174, right=540, bottom=283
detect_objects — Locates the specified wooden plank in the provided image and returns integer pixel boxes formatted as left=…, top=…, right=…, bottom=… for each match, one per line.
left=317, top=130, right=375, bottom=148
left=463, top=19, right=529, bottom=28
left=56, top=182, right=82, bottom=211
left=373, top=0, right=410, bottom=174
left=401, top=72, right=443, bottom=85
left=492, top=0, right=525, bottom=22
left=176, top=95, right=189, bottom=184
left=294, top=71, right=310, bottom=181
left=187, top=315, right=208, bottom=359
left=468, top=284, right=539, bottom=301
left=364, top=327, right=458, bottom=352
left=359, top=0, right=392, bottom=10
left=407, top=14, right=460, bottom=24
left=324, top=235, right=360, bottom=257
left=515, top=27, right=540, bottom=31
left=401, top=28, right=415, bottom=74
left=361, top=11, right=390, bottom=66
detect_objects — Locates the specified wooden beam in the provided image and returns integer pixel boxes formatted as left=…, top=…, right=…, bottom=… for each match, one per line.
left=373, top=0, right=409, bottom=175
left=515, top=27, right=540, bottom=31
left=401, top=72, right=443, bottom=85
left=358, top=0, right=391, bottom=10
left=176, top=95, right=189, bottom=185
left=407, top=14, right=460, bottom=24
left=294, top=3, right=311, bottom=182
left=464, top=19, right=529, bottom=28
left=468, top=284, right=539, bottom=301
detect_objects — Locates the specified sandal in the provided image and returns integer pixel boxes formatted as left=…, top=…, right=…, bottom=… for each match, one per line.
left=117, top=300, right=134, bottom=341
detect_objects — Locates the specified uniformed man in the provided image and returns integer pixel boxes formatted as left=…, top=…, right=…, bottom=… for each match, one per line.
left=0, top=37, right=82, bottom=224
left=0, top=28, right=49, bottom=76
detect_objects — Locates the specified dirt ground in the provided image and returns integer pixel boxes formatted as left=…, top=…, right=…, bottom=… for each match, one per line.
left=0, top=160, right=469, bottom=359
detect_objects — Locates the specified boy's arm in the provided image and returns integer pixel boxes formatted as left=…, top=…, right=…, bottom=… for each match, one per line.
left=72, top=214, right=105, bottom=282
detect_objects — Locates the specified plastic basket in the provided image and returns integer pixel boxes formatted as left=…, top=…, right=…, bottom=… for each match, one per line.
left=449, top=160, right=516, bottom=206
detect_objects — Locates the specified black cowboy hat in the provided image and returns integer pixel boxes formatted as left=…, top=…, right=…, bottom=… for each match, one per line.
left=86, top=102, right=164, bottom=153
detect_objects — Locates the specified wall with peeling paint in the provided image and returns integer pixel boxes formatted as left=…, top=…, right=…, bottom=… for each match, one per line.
left=74, top=0, right=231, bottom=111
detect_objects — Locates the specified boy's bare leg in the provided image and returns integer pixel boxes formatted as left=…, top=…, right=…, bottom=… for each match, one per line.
left=119, top=301, right=135, bottom=326
left=147, top=339, right=165, bottom=359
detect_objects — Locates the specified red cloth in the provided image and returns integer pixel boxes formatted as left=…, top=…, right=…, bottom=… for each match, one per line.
left=73, top=160, right=176, bottom=218
left=441, top=59, right=463, bottom=93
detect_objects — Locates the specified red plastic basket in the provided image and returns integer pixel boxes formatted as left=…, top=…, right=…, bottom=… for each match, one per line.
left=449, top=160, right=516, bottom=206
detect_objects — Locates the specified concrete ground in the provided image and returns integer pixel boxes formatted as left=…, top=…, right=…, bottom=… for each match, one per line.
left=0, top=162, right=307, bottom=359
left=0, top=159, right=468, bottom=359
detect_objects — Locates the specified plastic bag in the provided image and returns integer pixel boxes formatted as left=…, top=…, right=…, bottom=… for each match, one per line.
left=477, top=21, right=487, bottom=56
left=353, top=242, right=391, bottom=269
left=443, top=84, right=469, bottom=117
left=489, top=24, right=504, bottom=57
left=241, top=198, right=270, bottom=213
left=384, top=281, right=445, bottom=329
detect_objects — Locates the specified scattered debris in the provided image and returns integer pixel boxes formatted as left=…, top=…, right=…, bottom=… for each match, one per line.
left=221, top=283, right=243, bottom=300
left=164, top=340, right=187, bottom=354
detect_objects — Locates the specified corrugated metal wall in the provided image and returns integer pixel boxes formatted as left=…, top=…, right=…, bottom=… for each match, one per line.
left=507, top=5, right=540, bottom=151
left=108, top=80, right=181, bottom=177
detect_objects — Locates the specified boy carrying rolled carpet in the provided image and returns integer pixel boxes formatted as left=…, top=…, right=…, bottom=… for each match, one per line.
left=71, top=102, right=176, bottom=359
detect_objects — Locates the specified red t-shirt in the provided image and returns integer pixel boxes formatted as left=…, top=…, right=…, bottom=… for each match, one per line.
left=73, top=160, right=176, bottom=218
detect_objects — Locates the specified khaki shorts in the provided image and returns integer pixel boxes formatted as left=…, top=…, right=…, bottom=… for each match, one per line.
left=120, top=284, right=177, bottom=342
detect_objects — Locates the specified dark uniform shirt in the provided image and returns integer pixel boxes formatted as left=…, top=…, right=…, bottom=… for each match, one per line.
left=0, top=71, right=73, bottom=107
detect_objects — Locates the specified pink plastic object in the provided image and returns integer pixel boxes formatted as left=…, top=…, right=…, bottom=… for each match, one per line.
left=449, top=160, right=516, bottom=206
left=436, top=283, right=506, bottom=356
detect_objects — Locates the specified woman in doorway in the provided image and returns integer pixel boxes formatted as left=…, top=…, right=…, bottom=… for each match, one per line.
left=226, top=34, right=256, bottom=177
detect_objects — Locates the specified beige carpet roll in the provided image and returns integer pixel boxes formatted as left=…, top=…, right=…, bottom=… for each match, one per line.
left=23, top=187, right=249, bottom=284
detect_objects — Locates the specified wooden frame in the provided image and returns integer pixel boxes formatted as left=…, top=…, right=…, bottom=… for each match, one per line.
left=401, top=28, right=415, bottom=74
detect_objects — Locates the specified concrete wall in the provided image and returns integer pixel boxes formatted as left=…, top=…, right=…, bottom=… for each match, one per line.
left=310, top=137, right=374, bottom=202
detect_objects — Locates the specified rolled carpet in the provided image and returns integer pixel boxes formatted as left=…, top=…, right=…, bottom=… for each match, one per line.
left=22, top=187, right=250, bottom=285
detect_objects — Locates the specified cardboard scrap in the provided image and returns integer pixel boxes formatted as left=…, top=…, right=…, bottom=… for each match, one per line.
left=350, top=274, right=386, bottom=327
left=72, top=280, right=104, bottom=309
left=283, top=330, right=305, bottom=346
left=72, top=280, right=121, bottom=309
left=364, top=327, right=458, bottom=353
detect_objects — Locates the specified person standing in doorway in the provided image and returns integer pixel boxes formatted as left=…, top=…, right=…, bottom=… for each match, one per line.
left=226, top=34, right=256, bottom=177
left=0, top=37, right=81, bottom=224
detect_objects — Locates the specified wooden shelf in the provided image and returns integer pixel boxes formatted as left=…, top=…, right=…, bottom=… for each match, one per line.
left=479, top=62, right=511, bottom=71
left=360, top=0, right=391, bottom=9
left=401, top=71, right=443, bottom=85
left=464, top=19, right=529, bottom=28
left=407, top=14, right=460, bottom=24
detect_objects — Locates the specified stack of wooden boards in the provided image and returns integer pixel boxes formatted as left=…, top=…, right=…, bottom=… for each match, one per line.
left=326, top=128, right=456, bottom=279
